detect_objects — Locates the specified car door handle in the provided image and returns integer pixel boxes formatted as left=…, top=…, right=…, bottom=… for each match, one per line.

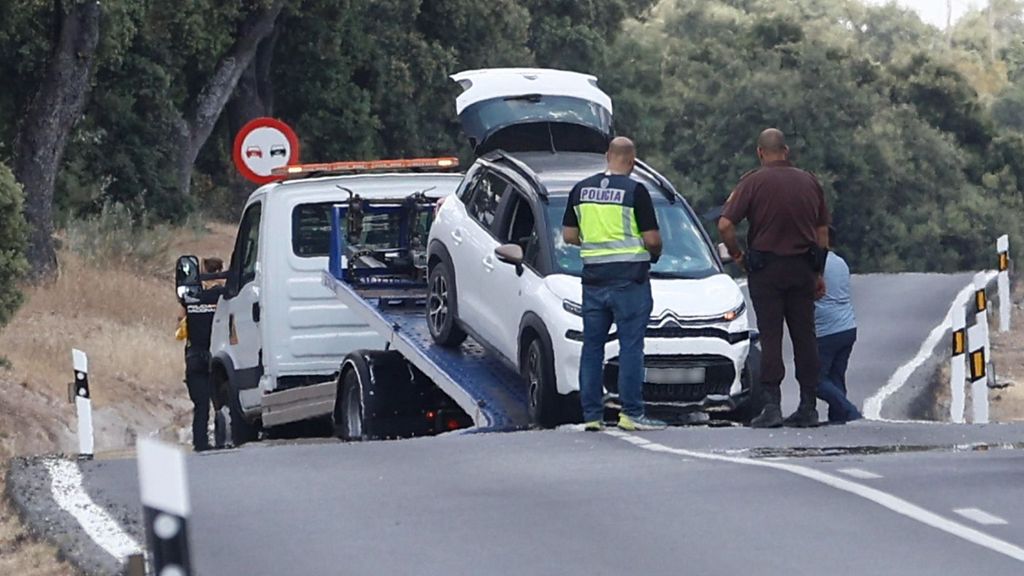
left=252, top=302, right=261, bottom=323
left=482, top=255, right=495, bottom=271
left=451, top=228, right=464, bottom=245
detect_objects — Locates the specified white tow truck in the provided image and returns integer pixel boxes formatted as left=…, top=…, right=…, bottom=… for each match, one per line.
left=175, top=158, right=478, bottom=444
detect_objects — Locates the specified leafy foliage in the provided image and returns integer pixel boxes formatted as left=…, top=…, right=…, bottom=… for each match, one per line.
left=0, top=162, right=28, bottom=327
left=0, top=0, right=1022, bottom=273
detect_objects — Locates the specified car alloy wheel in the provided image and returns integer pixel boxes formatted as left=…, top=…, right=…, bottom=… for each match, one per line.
left=428, top=272, right=449, bottom=336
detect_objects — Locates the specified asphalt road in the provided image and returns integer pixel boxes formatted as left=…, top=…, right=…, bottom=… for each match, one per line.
left=742, top=272, right=977, bottom=418
left=30, top=423, right=1022, bottom=575
left=8, top=272, right=1013, bottom=576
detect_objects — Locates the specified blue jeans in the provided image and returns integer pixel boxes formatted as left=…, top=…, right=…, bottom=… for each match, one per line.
left=579, top=281, right=653, bottom=422
left=816, top=328, right=862, bottom=422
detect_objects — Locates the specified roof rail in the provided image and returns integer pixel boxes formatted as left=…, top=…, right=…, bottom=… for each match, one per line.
left=633, top=159, right=678, bottom=203
left=486, top=150, right=549, bottom=198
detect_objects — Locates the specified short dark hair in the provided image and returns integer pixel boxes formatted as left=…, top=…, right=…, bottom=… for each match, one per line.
left=202, top=257, right=223, bottom=273
left=757, top=128, right=787, bottom=153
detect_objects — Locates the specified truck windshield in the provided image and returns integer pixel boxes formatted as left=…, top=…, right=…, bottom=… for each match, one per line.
left=546, top=195, right=720, bottom=280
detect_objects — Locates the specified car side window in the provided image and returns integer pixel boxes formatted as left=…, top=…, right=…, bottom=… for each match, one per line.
left=227, top=202, right=262, bottom=297
left=500, top=191, right=542, bottom=269
left=466, top=172, right=509, bottom=229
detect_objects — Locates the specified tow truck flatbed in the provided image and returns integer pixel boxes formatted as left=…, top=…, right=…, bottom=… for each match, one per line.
left=321, top=270, right=529, bottom=432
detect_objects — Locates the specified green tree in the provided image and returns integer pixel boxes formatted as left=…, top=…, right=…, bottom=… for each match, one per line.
left=0, top=163, right=29, bottom=328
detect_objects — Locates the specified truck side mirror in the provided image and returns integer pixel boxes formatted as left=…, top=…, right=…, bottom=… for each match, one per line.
left=175, top=255, right=201, bottom=304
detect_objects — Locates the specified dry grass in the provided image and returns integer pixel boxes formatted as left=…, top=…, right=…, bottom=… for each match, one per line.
left=0, top=221, right=235, bottom=574
left=989, top=283, right=1024, bottom=422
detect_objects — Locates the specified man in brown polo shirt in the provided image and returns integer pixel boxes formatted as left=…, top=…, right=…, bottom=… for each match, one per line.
left=719, top=128, right=830, bottom=428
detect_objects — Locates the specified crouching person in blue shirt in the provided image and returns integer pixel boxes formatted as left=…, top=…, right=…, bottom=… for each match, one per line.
left=816, top=227, right=862, bottom=424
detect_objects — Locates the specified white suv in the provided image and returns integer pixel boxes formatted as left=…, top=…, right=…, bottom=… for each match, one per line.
left=426, top=69, right=750, bottom=427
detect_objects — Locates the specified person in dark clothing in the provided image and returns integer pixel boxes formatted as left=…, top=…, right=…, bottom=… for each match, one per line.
left=718, top=128, right=830, bottom=428
left=178, top=257, right=226, bottom=451
left=562, top=137, right=666, bottom=431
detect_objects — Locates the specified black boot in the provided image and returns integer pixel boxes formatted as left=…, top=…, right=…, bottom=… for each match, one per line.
left=783, top=404, right=819, bottom=428
left=750, top=404, right=783, bottom=428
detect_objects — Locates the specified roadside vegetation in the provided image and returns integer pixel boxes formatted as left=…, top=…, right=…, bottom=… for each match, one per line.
left=0, top=220, right=234, bottom=574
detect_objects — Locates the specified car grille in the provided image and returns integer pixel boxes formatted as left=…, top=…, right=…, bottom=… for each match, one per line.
left=566, top=327, right=748, bottom=344
left=603, top=354, right=735, bottom=403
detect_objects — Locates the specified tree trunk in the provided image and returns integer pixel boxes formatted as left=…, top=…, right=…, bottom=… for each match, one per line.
left=228, top=29, right=279, bottom=206
left=13, top=0, right=101, bottom=283
left=174, top=0, right=286, bottom=201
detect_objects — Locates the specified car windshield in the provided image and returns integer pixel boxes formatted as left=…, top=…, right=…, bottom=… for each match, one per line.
left=546, top=195, right=719, bottom=279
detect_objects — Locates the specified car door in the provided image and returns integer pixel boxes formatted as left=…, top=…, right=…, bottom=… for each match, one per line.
left=220, top=201, right=264, bottom=398
left=484, top=187, right=541, bottom=362
left=453, top=169, right=510, bottom=343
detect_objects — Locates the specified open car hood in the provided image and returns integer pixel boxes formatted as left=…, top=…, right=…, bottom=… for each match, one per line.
left=451, top=68, right=613, bottom=156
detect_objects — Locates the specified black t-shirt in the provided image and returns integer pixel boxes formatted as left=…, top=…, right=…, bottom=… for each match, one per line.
left=184, top=285, right=224, bottom=352
left=562, top=172, right=659, bottom=286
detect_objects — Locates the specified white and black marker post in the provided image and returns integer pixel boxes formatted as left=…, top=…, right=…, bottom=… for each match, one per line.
left=997, top=234, right=1010, bottom=333
left=968, top=272, right=990, bottom=424
left=137, top=438, right=193, bottom=576
left=949, top=295, right=967, bottom=424
left=72, top=349, right=94, bottom=459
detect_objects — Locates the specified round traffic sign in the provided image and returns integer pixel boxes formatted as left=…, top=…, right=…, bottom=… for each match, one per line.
left=232, top=117, right=300, bottom=185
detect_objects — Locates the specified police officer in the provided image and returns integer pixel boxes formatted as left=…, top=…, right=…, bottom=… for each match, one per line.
left=718, top=129, right=830, bottom=428
left=562, top=137, right=667, bottom=432
left=178, top=257, right=226, bottom=451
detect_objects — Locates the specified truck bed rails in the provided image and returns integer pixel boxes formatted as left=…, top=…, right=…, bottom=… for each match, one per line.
left=322, top=271, right=529, bottom=432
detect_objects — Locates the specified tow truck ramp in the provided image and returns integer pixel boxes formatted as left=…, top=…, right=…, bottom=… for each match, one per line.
left=321, top=270, right=529, bottom=432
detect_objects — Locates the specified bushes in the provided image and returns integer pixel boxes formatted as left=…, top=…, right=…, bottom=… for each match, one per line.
left=65, top=202, right=176, bottom=277
left=0, top=163, right=28, bottom=329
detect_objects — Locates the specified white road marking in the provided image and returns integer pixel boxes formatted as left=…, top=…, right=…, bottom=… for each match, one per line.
left=837, top=467, right=883, bottom=480
left=863, top=272, right=997, bottom=420
left=44, top=458, right=142, bottom=560
left=954, top=508, right=1009, bottom=526
left=605, top=430, right=1024, bottom=563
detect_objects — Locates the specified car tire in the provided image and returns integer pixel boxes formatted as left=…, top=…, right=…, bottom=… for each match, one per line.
left=334, top=351, right=386, bottom=441
left=522, top=335, right=569, bottom=428
left=427, top=260, right=468, bottom=347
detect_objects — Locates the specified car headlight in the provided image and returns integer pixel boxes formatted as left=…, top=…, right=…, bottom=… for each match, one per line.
left=721, top=301, right=746, bottom=322
left=562, top=299, right=583, bottom=316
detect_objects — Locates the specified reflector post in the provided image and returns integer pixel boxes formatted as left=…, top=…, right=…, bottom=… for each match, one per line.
left=975, top=289, right=987, bottom=313
left=952, top=328, right=965, bottom=356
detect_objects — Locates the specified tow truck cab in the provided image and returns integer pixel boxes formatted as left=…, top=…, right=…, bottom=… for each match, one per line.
left=197, top=162, right=462, bottom=442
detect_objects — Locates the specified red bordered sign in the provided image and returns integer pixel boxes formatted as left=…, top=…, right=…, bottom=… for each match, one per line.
left=232, top=117, right=300, bottom=185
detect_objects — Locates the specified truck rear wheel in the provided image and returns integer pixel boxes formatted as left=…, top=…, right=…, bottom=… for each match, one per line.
left=334, top=351, right=390, bottom=441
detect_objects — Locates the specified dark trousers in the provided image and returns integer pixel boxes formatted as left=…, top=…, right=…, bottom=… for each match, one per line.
left=817, top=328, right=862, bottom=422
left=748, top=255, right=820, bottom=408
left=185, top=350, right=223, bottom=451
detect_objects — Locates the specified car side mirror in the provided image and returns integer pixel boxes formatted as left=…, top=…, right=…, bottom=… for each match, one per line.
left=717, top=243, right=733, bottom=264
left=495, top=244, right=524, bottom=275
left=175, top=255, right=201, bottom=304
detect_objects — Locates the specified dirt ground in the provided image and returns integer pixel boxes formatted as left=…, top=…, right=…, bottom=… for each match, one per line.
left=0, top=222, right=235, bottom=574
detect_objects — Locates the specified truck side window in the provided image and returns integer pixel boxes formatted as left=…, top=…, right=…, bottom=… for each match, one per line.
left=228, top=202, right=262, bottom=296
left=465, top=172, right=508, bottom=230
